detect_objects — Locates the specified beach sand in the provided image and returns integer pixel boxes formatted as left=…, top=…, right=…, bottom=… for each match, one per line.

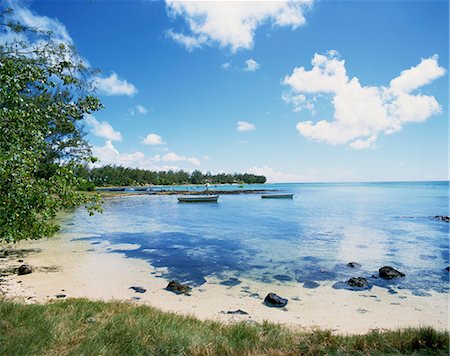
left=1, top=234, right=448, bottom=334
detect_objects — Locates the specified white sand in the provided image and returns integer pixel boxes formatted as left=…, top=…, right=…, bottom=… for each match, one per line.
left=1, top=234, right=448, bottom=334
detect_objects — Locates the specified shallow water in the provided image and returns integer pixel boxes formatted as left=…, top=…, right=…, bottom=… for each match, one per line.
left=64, top=182, right=449, bottom=295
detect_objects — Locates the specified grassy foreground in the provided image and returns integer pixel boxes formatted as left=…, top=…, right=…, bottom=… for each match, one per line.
left=0, top=299, right=448, bottom=355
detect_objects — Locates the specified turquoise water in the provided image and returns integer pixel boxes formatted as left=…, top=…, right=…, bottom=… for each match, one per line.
left=65, top=182, right=449, bottom=295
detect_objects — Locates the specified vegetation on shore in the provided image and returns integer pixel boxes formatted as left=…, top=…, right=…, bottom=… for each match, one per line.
left=0, top=8, right=102, bottom=243
left=0, top=298, right=448, bottom=355
left=77, top=165, right=266, bottom=190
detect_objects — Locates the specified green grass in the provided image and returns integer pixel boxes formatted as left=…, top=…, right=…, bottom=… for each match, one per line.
left=0, top=298, right=448, bottom=355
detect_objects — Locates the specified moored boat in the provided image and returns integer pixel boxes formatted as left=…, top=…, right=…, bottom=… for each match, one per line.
left=108, top=187, right=126, bottom=192
left=178, top=195, right=219, bottom=203
left=261, top=193, right=294, bottom=199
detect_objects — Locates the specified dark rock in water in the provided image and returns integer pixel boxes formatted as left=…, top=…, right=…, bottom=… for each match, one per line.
left=445, top=267, right=450, bottom=272
left=434, top=215, right=449, bottom=223
left=220, top=278, right=241, bottom=287
left=303, top=281, right=320, bottom=289
left=348, top=277, right=368, bottom=288
left=264, top=292, right=288, bottom=307
left=166, top=280, right=191, bottom=295
left=55, top=294, right=66, bottom=298
left=227, top=309, right=248, bottom=315
left=273, top=274, right=293, bottom=282
left=347, top=262, right=361, bottom=268
left=379, top=266, right=405, bottom=279
left=129, top=286, right=146, bottom=293
left=17, top=264, right=32, bottom=275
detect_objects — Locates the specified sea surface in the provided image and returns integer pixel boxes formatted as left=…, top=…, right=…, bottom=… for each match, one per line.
left=63, top=182, right=449, bottom=296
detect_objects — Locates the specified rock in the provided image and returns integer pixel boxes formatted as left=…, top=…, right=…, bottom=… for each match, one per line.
left=347, top=277, right=368, bottom=288
left=227, top=309, right=248, bottom=315
left=17, top=259, right=24, bottom=263
left=129, top=286, right=146, bottom=293
left=166, top=280, right=191, bottom=295
left=445, top=267, right=450, bottom=272
left=264, top=292, right=288, bottom=307
left=379, top=266, right=405, bottom=279
left=434, top=215, right=450, bottom=223
left=86, top=317, right=97, bottom=323
left=347, top=262, right=361, bottom=268
left=55, top=294, right=66, bottom=298
left=17, top=264, right=32, bottom=275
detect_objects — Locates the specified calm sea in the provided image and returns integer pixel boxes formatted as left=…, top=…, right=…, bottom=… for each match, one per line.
left=63, top=181, right=449, bottom=295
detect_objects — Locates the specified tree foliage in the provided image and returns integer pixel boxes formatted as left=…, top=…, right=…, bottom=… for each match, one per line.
left=77, top=165, right=267, bottom=187
left=0, top=8, right=102, bottom=243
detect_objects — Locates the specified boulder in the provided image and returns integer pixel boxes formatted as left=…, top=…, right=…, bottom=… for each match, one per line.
left=166, top=280, right=191, bottom=295
left=379, top=266, right=405, bottom=279
left=17, top=264, right=32, bottom=275
left=264, top=292, right=288, bottom=307
left=445, top=267, right=449, bottom=272
left=347, top=277, right=368, bottom=288
left=347, top=262, right=361, bottom=268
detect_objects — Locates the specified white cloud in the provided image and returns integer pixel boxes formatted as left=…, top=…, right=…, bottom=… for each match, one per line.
left=247, top=165, right=304, bottom=183
left=142, top=133, right=165, bottom=145
left=4, top=0, right=72, bottom=44
left=85, top=114, right=122, bottom=141
left=222, top=61, right=232, bottom=70
left=136, top=105, right=148, bottom=114
left=161, top=152, right=201, bottom=166
left=237, top=121, right=256, bottom=132
left=165, top=0, right=312, bottom=52
left=244, top=59, right=260, bottom=72
left=92, top=141, right=200, bottom=169
left=283, top=51, right=445, bottom=148
left=94, top=72, right=137, bottom=97
left=166, top=29, right=206, bottom=51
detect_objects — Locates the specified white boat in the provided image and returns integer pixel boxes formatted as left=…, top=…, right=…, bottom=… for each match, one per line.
left=178, top=195, right=219, bottom=203
left=261, top=194, right=294, bottom=199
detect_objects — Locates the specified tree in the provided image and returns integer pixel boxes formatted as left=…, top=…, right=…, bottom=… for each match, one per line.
left=0, top=8, right=102, bottom=243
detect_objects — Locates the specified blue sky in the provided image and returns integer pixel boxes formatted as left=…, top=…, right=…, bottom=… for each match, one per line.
left=5, top=0, right=449, bottom=182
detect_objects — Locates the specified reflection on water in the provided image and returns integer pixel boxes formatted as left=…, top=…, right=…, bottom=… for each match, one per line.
left=65, top=182, right=449, bottom=294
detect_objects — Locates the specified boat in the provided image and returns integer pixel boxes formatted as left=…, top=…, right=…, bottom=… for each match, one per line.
left=261, top=193, right=294, bottom=199
left=134, top=187, right=149, bottom=192
left=108, top=188, right=126, bottom=192
left=178, top=195, right=219, bottom=203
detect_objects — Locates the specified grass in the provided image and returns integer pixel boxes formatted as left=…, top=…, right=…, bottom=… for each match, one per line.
left=0, top=298, right=448, bottom=355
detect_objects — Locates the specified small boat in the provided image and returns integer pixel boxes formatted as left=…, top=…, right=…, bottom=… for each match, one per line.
left=108, top=188, right=126, bottom=192
left=261, top=194, right=294, bottom=199
left=178, top=195, right=219, bottom=203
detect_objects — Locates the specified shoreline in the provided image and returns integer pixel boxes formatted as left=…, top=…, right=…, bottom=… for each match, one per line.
left=1, top=234, right=448, bottom=335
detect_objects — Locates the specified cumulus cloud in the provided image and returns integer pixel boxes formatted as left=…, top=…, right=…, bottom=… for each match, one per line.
left=237, top=121, right=256, bottom=132
left=247, top=165, right=304, bottom=183
left=142, top=133, right=165, bottom=145
left=165, top=0, right=312, bottom=52
left=85, top=114, right=122, bottom=141
left=94, top=72, right=137, bottom=97
left=283, top=51, right=445, bottom=149
left=92, top=141, right=201, bottom=169
left=244, top=59, right=260, bottom=72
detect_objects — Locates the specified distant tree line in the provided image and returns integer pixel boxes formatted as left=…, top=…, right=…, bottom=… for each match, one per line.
left=76, top=165, right=266, bottom=189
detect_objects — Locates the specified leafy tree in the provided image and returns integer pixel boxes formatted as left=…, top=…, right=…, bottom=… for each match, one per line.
left=0, top=8, right=102, bottom=243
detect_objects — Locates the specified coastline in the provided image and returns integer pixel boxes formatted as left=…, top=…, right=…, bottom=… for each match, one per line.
left=1, top=233, right=448, bottom=335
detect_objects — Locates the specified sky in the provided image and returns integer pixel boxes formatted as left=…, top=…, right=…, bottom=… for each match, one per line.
left=3, top=0, right=449, bottom=182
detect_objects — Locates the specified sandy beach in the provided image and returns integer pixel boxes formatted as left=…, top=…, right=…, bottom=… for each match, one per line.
left=1, top=233, right=448, bottom=335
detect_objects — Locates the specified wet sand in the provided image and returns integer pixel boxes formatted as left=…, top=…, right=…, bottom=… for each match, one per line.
left=1, top=234, right=448, bottom=334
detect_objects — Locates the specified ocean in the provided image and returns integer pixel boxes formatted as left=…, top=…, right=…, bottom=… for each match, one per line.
left=63, top=181, right=449, bottom=296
